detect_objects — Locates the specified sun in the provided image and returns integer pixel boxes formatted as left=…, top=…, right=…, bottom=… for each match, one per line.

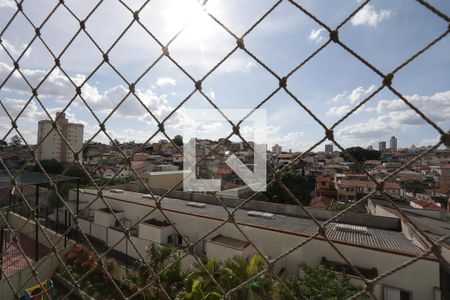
left=162, top=0, right=215, bottom=44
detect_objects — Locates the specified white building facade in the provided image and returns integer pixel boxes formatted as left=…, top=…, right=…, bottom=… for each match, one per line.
left=272, top=144, right=282, bottom=154
left=36, top=112, right=84, bottom=163
left=390, top=136, right=398, bottom=152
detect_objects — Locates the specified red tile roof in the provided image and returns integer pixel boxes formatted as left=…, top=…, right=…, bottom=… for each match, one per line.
left=411, top=199, right=443, bottom=211
left=309, top=196, right=332, bottom=210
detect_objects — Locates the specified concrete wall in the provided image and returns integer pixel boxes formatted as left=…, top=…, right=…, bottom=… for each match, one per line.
left=94, top=210, right=123, bottom=227
left=0, top=213, right=74, bottom=300
left=0, top=253, right=62, bottom=300
left=7, top=212, right=72, bottom=251
left=90, top=222, right=107, bottom=242
left=139, top=171, right=185, bottom=190
left=206, top=241, right=246, bottom=261
left=138, top=223, right=174, bottom=244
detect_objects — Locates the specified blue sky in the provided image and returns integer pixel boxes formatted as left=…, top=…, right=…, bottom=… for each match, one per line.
left=0, top=0, right=449, bottom=151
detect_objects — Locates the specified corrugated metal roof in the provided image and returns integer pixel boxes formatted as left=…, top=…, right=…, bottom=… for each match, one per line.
left=84, top=189, right=424, bottom=255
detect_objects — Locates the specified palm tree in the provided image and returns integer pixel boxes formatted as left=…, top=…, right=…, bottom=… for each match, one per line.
left=222, top=255, right=273, bottom=300
left=123, top=243, right=187, bottom=299
left=183, top=257, right=224, bottom=298
left=182, top=254, right=273, bottom=300
left=182, top=278, right=222, bottom=300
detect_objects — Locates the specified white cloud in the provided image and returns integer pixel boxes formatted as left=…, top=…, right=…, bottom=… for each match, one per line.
left=156, top=77, right=176, bottom=86
left=349, top=84, right=376, bottom=104
left=419, top=136, right=440, bottom=147
left=308, top=28, right=326, bottom=43
left=326, top=105, right=351, bottom=117
left=239, top=124, right=309, bottom=151
left=331, top=91, right=346, bottom=102
left=337, top=90, right=450, bottom=145
left=338, top=115, right=394, bottom=141
left=0, top=98, right=42, bottom=120
left=329, top=85, right=376, bottom=106
left=0, top=61, right=191, bottom=145
left=371, top=91, right=450, bottom=124
left=0, top=0, right=14, bottom=8
left=0, top=62, right=178, bottom=124
left=351, top=4, right=391, bottom=27
left=1, top=39, right=32, bottom=58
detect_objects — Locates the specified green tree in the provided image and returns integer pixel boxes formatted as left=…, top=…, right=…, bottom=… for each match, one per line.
left=400, top=180, right=428, bottom=194
left=265, top=173, right=315, bottom=205
left=342, top=147, right=380, bottom=162
left=279, top=263, right=365, bottom=300
left=328, top=202, right=346, bottom=212
left=9, top=134, right=22, bottom=150
left=173, top=135, right=183, bottom=147
left=183, top=258, right=223, bottom=300
left=183, top=255, right=365, bottom=300
left=33, top=159, right=64, bottom=174
left=183, top=254, right=272, bottom=300
left=124, top=243, right=187, bottom=299
left=66, top=165, right=91, bottom=185
left=221, top=255, right=273, bottom=299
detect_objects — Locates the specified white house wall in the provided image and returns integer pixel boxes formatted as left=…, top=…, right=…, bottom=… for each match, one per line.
left=67, top=191, right=440, bottom=299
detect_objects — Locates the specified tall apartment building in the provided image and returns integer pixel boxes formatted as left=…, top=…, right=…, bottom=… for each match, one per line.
left=379, top=141, right=386, bottom=152
left=324, top=144, right=333, bottom=154
left=390, top=136, right=398, bottom=152
left=272, top=144, right=282, bottom=154
left=36, top=112, right=84, bottom=163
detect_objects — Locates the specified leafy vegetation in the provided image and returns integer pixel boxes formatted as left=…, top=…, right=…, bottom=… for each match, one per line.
left=400, top=179, right=429, bottom=194
left=58, top=244, right=119, bottom=299
left=265, top=172, right=315, bottom=205
left=173, top=135, right=184, bottom=147
left=9, top=134, right=22, bottom=149
left=342, top=147, right=381, bottom=162
left=59, top=243, right=365, bottom=299
left=280, top=263, right=366, bottom=300
left=123, top=243, right=187, bottom=299
left=328, top=202, right=346, bottom=212
left=29, top=159, right=65, bottom=174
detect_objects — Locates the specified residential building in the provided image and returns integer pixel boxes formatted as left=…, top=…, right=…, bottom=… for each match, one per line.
left=140, top=170, right=188, bottom=190
left=272, top=144, right=282, bottom=154
left=390, top=136, right=398, bottom=152
left=367, top=196, right=449, bottom=299
left=315, top=176, right=337, bottom=201
left=36, top=112, right=84, bottom=163
left=335, top=178, right=401, bottom=202
left=65, top=189, right=442, bottom=299
left=431, top=164, right=450, bottom=192
left=379, top=141, right=386, bottom=152
left=275, top=152, right=296, bottom=168
left=325, top=144, right=333, bottom=154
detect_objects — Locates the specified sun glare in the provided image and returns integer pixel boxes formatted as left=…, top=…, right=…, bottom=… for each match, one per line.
left=162, top=0, right=215, bottom=44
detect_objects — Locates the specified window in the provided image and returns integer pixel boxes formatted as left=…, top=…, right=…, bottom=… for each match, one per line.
left=383, top=286, right=411, bottom=300
left=177, top=234, right=183, bottom=245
